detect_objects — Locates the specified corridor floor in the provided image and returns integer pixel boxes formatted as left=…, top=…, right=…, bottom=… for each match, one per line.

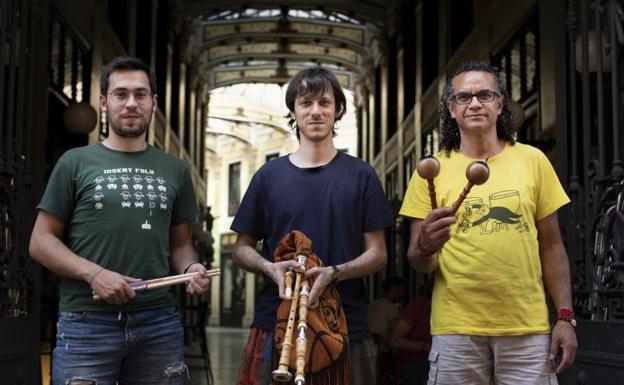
left=187, top=326, right=249, bottom=385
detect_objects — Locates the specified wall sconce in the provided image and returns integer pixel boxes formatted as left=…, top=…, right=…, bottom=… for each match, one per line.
left=63, top=102, right=98, bottom=134
left=576, top=30, right=611, bottom=73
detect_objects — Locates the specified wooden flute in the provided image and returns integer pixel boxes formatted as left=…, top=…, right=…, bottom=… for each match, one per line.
left=273, top=255, right=307, bottom=382
left=294, top=280, right=310, bottom=385
left=92, top=268, right=220, bottom=301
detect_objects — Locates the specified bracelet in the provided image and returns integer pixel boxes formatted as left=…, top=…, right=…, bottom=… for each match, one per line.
left=88, top=267, right=103, bottom=285
left=184, top=262, right=200, bottom=274
left=557, top=308, right=577, bottom=327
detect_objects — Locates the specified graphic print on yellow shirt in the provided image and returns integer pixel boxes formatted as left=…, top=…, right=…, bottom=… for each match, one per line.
left=400, top=142, right=570, bottom=336
left=455, top=189, right=530, bottom=235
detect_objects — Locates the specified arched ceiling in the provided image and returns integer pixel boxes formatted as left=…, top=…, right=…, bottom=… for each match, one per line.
left=179, top=1, right=388, bottom=90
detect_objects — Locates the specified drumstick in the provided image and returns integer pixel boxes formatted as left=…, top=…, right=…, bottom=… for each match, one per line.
left=416, top=155, right=441, bottom=209
left=273, top=255, right=307, bottom=382
left=92, top=268, right=220, bottom=301
left=450, top=161, right=490, bottom=215
left=295, top=280, right=310, bottom=385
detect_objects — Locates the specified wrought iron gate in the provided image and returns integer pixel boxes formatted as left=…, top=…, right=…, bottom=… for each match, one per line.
left=559, top=0, right=624, bottom=383
left=0, top=1, right=48, bottom=384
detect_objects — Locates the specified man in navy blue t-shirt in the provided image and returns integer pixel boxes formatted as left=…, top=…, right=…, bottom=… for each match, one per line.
left=231, top=67, right=394, bottom=385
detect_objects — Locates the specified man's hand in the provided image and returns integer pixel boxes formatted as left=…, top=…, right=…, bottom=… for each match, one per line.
left=185, top=263, right=211, bottom=295
left=549, top=321, right=577, bottom=373
left=90, top=268, right=140, bottom=305
left=418, top=207, right=456, bottom=255
left=263, top=259, right=303, bottom=299
left=304, top=266, right=338, bottom=308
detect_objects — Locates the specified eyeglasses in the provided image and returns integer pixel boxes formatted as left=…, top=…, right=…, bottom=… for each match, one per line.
left=108, top=89, right=152, bottom=104
left=451, top=90, right=500, bottom=105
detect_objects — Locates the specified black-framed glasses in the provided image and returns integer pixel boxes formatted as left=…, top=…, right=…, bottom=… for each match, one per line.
left=108, top=88, right=152, bottom=104
left=451, top=90, right=500, bottom=105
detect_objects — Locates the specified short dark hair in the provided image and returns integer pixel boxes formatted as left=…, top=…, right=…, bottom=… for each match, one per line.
left=381, top=275, right=405, bottom=292
left=439, top=61, right=515, bottom=155
left=285, top=67, right=347, bottom=139
left=100, top=56, right=157, bottom=95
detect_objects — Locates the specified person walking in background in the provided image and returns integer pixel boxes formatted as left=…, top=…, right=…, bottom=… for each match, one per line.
left=368, top=275, right=406, bottom=385
left=390, top=289, right=432, bottom=385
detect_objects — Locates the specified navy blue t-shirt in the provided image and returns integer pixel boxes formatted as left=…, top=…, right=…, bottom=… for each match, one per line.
left=231, top=151, right=394, bottom=340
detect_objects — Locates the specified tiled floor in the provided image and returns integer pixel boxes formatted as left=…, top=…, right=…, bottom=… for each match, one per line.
left=187, top=326, right=249, bottom=385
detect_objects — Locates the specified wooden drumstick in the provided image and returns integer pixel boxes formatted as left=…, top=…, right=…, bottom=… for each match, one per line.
left=450, top=161, right=490, bottom=215
left=416, top=155, right=441, bottom=209
left=273, top=255, right=307, bottom=382
left=295, top=280, right=310, bottom=385
left=92, top=269, right=221, bottom=300
left=285, top=267, right=295, bottom=299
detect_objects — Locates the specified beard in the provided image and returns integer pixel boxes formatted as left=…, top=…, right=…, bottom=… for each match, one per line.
left=107, top=112, right=151, bottom=138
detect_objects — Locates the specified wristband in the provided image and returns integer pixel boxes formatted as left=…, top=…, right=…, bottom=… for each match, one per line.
left=184, top=262, right=200, bottom=274
left=557, top=308, right=577, bottom=327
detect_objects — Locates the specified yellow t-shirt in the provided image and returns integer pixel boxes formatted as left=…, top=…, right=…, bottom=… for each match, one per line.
left=400, top=142, right=570, bottom=335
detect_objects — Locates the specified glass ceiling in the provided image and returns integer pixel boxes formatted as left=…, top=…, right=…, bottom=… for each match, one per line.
left=202, top=8, right=361, bottom=25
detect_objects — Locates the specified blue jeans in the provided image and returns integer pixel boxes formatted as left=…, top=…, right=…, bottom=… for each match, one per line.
left=52, top=306, right=187, bottom=385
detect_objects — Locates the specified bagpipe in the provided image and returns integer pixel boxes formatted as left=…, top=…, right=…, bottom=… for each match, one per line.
left=272, top=230, right=349, bottom=385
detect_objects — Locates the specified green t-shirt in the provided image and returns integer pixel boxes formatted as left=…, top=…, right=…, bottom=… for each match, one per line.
left=38, top=143, right=198, bottom=312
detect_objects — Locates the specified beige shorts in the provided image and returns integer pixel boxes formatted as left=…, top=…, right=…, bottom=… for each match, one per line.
left=428, top=334, right=559, bottom=385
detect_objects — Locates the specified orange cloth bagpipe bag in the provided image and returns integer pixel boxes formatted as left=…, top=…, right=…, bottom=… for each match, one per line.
left=273, top=230, right=349, bottom=385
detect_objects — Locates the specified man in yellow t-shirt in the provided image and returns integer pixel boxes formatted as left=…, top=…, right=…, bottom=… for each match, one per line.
left=400, top=62, right=577, bottom=385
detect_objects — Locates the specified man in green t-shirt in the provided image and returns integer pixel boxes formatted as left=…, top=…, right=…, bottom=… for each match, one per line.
left=29, top=56, right=210, bottom=385
left=400, top=62, right=577, bottom=385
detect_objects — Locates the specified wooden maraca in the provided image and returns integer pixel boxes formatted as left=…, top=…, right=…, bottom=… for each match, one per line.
left=416, top=155, right=441, bottom=209
left=450, top=161, right=490, bottom=215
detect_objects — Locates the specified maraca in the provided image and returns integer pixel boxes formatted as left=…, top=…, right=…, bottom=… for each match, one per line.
left=416, top=155, right=441, bottom=209
left=450, top=161, right=490, bottom=215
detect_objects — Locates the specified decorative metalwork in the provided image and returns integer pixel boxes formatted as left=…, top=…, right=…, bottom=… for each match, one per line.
left=565, top=0, right=624, bottom=323
left=0, top=0, right=39, bottom=319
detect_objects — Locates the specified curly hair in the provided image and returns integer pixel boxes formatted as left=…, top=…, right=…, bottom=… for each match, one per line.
left=438, top=62, right=515, bottom=155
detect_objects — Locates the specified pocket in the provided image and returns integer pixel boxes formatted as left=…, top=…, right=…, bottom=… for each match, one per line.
left=427, top=350, right=439, bottom=385
left=58, top=311, right=87, bottom=322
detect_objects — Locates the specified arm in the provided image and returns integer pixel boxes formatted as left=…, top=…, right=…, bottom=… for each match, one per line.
left=537, top=212, right=577, bottom=373
left=389, top=317, right=430, bottom=352
left=405, top=207, right=456, bottom=272
left=304, top=229, right=387, bottom=308
left=29, top=210, right=137, bottom=304
left=170, top=222, right=210, bottom=295
left=232, top=232, right=299, bottom=299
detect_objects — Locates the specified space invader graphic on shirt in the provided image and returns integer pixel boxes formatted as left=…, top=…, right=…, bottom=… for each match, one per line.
left=455, top=190, right=529, bottom=235
left=99, top=168, right=169, bottom=213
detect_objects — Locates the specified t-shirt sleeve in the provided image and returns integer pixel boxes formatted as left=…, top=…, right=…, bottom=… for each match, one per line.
left=231, top=171, right=265, bottom=240
left=37, top=154, right=77, bottom=223
left=535, top=151, right=570, bottom=220
left=362, top=168, right=394, bottom=232
left=399, top=169, right=430, bottom=219
left=171, top=167, right=198, bottom=225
